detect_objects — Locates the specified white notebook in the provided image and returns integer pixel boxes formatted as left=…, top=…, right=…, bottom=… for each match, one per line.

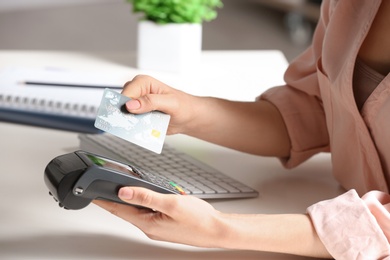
left=0, top=67, right=125, bottom=133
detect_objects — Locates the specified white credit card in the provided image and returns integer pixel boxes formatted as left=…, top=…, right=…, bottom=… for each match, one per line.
left=94, top=88, right=170, bottom=154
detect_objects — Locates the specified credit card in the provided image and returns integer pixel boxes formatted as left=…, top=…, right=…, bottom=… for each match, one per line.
left=94, top=88, right=170, bottom=154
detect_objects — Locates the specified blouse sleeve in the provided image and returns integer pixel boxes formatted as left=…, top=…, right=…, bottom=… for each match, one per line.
left=258, top=0, right=332, bottom=168
left=307, top=190, right=390, bottom=259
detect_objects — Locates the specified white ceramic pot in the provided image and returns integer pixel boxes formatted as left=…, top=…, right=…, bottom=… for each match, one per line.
left=137, top=21, right=202, bottom=73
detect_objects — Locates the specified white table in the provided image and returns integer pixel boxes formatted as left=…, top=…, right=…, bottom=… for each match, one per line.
left=0, top=50, right=343, bottom=259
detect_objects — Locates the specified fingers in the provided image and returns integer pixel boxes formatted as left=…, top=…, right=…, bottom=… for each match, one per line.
left=122, top=75, right=171, bottom=99
left=121, top=75, right=179, bottom=115
left=93, top=199, right=140, bottom=218
left=120, top=74, right=198, bottom=136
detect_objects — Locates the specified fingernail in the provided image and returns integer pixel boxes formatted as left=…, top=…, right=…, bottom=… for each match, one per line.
left=126, top=99, right=141, bottom=110
left=118, top=187, right=134, bottom=200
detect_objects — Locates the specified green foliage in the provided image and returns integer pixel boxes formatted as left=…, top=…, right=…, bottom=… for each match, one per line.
left=126, top=0, right=223, bottom=24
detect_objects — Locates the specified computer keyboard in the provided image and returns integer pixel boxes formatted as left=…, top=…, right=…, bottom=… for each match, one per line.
left=78, top=133, right=258, bottom=199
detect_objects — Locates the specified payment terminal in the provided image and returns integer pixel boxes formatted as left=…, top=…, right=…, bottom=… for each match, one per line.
left=44, top=150, right=184, bottom=210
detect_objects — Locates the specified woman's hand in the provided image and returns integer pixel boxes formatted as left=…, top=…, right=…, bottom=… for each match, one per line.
left=121, top=75, right=201, bottom=135
left=94, top=187, right=226, bottom=248
left=93, top=187, right=330, bottom=258
left=120, top=74, right=290, bottom=157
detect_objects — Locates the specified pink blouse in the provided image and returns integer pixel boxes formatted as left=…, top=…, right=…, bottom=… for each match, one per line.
left=260, top=0, right=390, bottom=258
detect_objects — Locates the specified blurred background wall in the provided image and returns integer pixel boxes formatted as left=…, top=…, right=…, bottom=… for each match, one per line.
left=0, top=0, right=320, bottom=61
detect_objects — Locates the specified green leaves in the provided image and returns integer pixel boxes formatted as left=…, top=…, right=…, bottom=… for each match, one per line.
left=126, top=0, right=223, bottom=24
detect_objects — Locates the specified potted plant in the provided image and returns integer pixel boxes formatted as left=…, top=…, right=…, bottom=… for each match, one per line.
left=126, top=0, right=223, bottom=72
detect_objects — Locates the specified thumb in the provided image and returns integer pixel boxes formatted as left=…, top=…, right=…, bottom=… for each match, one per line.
left=118, top=187, right=171, bottom=212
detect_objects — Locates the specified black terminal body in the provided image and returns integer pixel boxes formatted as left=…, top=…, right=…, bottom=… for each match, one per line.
left=44, top=150, right=181, bottom=210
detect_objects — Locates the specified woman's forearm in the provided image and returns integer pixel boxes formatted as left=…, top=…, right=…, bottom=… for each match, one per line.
left=185, top=97, right=291, bottom=158
left=216, top=213, right=332, bottom=258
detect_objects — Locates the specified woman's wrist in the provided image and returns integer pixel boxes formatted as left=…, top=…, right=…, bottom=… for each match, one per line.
left=180, top=96, right=220, bottom=137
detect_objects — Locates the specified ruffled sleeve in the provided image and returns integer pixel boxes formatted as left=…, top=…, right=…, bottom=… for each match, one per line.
left=307, top=190, right=390, bottom=259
